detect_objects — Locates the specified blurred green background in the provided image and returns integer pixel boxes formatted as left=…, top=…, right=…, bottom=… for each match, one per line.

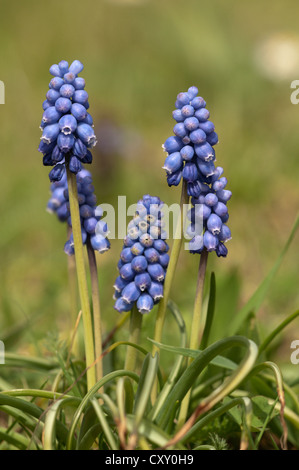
left=0, top=0, right=298, bottom=370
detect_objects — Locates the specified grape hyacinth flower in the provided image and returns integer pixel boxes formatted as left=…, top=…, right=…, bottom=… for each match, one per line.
left=162, top=87, right=231, bottom=257
left=38, top=60, right=96, bottom=182
left=114, top=195, right=169, bottom=314
left=47, top=167, right=110, bottom=255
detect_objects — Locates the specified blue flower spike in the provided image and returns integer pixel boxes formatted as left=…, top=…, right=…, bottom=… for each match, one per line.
left=39, top=60, right=96, bottom=182
left=164, top=87, right=231, bottom=257
left=114, top=195, right=169, bottom=314
left=47, top=168, right=110, bottom=256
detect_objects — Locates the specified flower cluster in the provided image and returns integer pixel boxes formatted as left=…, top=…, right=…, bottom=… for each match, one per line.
left=47, top=168, right=110, bottom=255
left=187, top=166, right=232, bottom=257
left=38, top=60, right=96, bottom=182
left=114, top=195, right=169, bottom=314
left=163, top=87, right=231, bottom=257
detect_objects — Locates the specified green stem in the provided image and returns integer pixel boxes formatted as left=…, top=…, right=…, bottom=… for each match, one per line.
left=86, top=239, right=103, bottom=385
left=152, top=180, right=189, bottom=357
left=177, top=249, right=208, bottom=428
left=67, top=226, right=80, bottom=358
left=125, top=304, right=143, bottom=372
left=66, top=164, right=96, bottom=391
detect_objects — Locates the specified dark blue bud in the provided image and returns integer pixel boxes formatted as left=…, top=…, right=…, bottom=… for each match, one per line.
left=206, top=131, right=219, bottom=146
left=187, top=181, right=201, bottom=198
left=144, top=248, right=160, bottom=263
left=159, top=253, right=169, bottom=268
left=172, top=109, right=184, bottom=122
left=73, top=90, right=89, bottom=105
left=189, top=129, right=206, bottom=144
left=163, top=136, right=183, bottom=153
left=180, top=145, right=194, bottom=161
left=219, top=224, right=231, bottom=242
left=64, top=240, right=75, bottom=256
left=77, top=124, right=97, bottom=147
left=49, top=64, right=63, bottom=77
left=176, top=92, right=190, bottom=108
left=69, top=156, right=82, bottom=174
left=42, top=100, right=51, bottom=111
left=195, top=142, right=215, bottom=161
left=41, top=124, right=60, bottom=144
left=163, top=152, right=183, bottom=175
left=187, top=86, right=199, bottom=99
left=181, top=105, right=194, bottom=118
left=58, top=60, right=69, bottom=74
left=114, top=276, right=129, bottom=292
left=194, top=108, right=210, bottom=121
left=131, top=242, right=144, bottom=256
left=43, top=153, right=54, bottom=166
left=191, top=96, right=206, bottom=109
left=120, top=263, right=135, bottom=281
left=60, top=84, right=75, bottom=98
left=123, top=235, right=135, bottom=247
left=153, top=239, right=169, bottom=253
left=197, top=160, right=216, bottom=177
left=73, top=138, right=87, bottom=158
left=51, top=145, right=64, bottom=163
left=64, top=72, right=76, bottom=84
left=71, top=103, right=87, bottom=121
left=131, top=255, right=148, bottom=273
left=83, top=217, right=98, bottom=234
left=167, top=170, right=182, bottom=187
left=56, top=203, right=70, bottom=222
left=148, top=282, right=164, bottom=302
left=137, top=294, right=154, bottom=314
left=173, top=123, right=187, bottom=138
left=203, top=231, right=219, bottom=251
left=184, top=117, right=199, bottom=131
left=198, top=120, right=215, bottom=134
left=134, top=272, right=151, bottom=291
left=42, top=106, right=62, bottom=125
left=216, top=189, right=232, bottom=203
left=147, top=263, right=165, bottom=282
left=49, top=164, right=65, bottom=182
left=182, top=162, right=199, bottom=182
left=90, top=234, right=110, bottom=253
left=80, top=204, right=94, bottom=218
left=82, top=113, right=93, bottom=126
left=207, top=214, right=222, bottom=235
left=120, top=247, right=134, bottom=263
left=50, top=77, right=65, bottom=90
left=55, top=97, right=72, bottom=113
left=114, top=297, right=133, bottom=313
left=216, top=242, right=228, bottom=257
left=214, top=202, right=228, bottom=218
left=121, top=282, right=140, bottom=304
left=204, top=193, right=218, bottom=207
left=81, top=150, right=93, bottom=164
left=69, top=60, right=84, bottom=75
left=59, top=114, right=77, bottom=135
left=57, top=133, right=75, bottom=153
left=212, top=177, right=227, bottom=192
left=74, top=77, right=86, bottom=90
left=46, top=89, right=61, bottom=103
left=189, top=235, right=204, bottom=253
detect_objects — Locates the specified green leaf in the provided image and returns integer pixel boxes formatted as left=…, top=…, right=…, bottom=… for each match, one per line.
left=230, top=213, right=299, bottom=335
left=200, top=272, right=216, bottom=349
left=156, top=336, right=257, bottom=429
left=133, top=353, right=159, bottom=425
left=148, top=338, right=237, bottom=371
left=228, top=396, right=279, bottom=431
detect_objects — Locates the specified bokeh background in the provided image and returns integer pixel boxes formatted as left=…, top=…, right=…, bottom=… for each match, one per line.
left=0, top=0, right=298, bottom=374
